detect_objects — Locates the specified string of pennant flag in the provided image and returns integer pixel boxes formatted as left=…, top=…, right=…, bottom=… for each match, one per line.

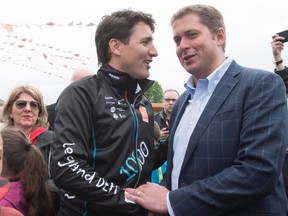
left=0, top=34, right=90, bottom=65
left=0, top=21, right=97, bottom=79
left=1, top=21, right=97, bottom=32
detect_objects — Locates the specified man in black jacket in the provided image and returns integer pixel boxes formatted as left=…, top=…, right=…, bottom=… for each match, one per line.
left=154, top=89, right=179, bottom=141
left=51, top=9, right=159, bottom=216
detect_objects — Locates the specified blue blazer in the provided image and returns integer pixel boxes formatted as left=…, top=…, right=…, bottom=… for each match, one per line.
left=164, top=61, right=288, bottom=215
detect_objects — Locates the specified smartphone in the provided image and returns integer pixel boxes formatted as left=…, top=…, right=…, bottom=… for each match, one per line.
left=277, top=29, right=288, bottom=43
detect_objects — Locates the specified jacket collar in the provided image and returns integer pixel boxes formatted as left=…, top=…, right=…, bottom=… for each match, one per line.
left=97, top=64, right=154, bottom=98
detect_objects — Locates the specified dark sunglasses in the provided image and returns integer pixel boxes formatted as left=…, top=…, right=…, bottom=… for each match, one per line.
left=15, top=100, right=40, bottom=110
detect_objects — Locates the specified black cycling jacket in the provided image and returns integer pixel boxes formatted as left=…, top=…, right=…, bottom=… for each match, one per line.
left=51, top=64, right=156, bottom=215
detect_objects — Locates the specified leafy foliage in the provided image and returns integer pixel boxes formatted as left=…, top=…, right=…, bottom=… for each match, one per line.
left=145, top=81, right=163, bottom=103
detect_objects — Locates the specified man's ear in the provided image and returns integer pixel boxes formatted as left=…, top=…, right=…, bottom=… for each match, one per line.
left=109, top=38, right=121, bottom=56
left=216, top=27, right=226, bottom=47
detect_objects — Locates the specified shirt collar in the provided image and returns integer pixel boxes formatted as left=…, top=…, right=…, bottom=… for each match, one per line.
left=184, top=57, right=233, bottom=96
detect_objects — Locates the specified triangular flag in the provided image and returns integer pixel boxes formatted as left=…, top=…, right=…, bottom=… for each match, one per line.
left=1, top=23, right=13, bottom=33
left=46, top=22, right=55, bottom=26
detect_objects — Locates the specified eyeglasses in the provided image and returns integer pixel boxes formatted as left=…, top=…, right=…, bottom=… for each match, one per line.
left=164, top=98, right=176, bottom=102
left=15, top=100, right=40, bottom=111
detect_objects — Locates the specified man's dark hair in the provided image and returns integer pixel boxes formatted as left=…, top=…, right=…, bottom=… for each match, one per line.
left=95, top=9, right=155, bottom=66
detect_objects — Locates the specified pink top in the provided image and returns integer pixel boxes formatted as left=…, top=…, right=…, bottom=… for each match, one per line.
left=0, top=207, right=24, bottom=216
left=0, top=181, right=27, bottom=215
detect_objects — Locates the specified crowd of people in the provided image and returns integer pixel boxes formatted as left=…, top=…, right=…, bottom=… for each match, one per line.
left=0, top=4, right=288, bottom=216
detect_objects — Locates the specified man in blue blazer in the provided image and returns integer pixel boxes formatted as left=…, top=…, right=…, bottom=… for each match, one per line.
left=125, top=4, right=288, bottom=215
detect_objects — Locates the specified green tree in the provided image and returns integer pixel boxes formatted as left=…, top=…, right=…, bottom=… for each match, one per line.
left=145, top=81, right=163, bottom=103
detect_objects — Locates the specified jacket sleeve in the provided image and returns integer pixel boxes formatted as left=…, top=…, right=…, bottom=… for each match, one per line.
left=50, top=83, right=142, bottom=214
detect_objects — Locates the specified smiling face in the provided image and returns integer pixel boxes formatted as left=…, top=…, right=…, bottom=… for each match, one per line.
left=172, top=13, right=225, bottom=82
left=11, top=93, right=40, bottom=131
left=110, top=21, right=158, bottom=79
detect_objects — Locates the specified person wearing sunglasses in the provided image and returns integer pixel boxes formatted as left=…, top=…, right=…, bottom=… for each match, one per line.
left=1, top=85, right=59, bottom=214
left=1, top=85, right=48, bottom=144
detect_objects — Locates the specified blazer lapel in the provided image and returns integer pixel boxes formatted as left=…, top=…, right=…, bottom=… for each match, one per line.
left=181, top=61, right=241, bottom=170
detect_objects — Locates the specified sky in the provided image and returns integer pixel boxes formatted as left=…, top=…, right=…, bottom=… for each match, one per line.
left=0, top=0, right=287, bottom=104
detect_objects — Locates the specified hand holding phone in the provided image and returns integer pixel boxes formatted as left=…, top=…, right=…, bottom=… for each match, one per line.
left=159, top=127, right=169, bottom=140
left=277, top=29, right=288, bottom=43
